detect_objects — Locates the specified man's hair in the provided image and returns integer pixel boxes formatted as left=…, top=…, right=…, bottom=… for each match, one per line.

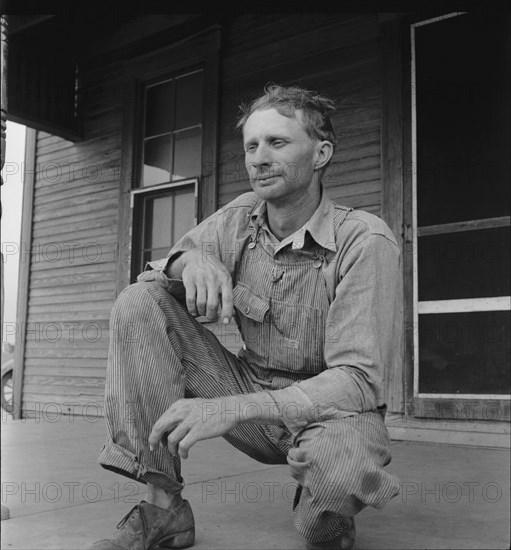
left=236, top=83, right=337, bottom=150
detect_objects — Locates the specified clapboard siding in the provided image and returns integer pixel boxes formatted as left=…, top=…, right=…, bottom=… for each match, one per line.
left=25, top=344, right=110, bottom=358
left=30, top=262, right=116, bottom=283
left=24, top=366, right=109, bottom=378
left=21, top=13, right=387, bottom=416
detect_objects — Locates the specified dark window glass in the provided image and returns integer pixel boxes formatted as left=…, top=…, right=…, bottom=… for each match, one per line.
left=418, top=227, right=511, bottom=301
left=419, top=311, right=510, bottom=394
left=149, top=247, right=169, bottom=262
left=142, top=247, right=170, bottom=266
left=144, top=195, right=173, bottom=250
left=137, top=184, right=196, bottom=271
left=173, top=188, right=196, bottom=242
left=175, top=71, right=203, bottom=129
left=173, top=128, right=202, bottom=180
left=145, top=81, right=174, bottom=137
left=143, top=135, right=172, bottom=186
left=141, top=70, right=203, bottom=187
left=415, top=13, right=510, bottom=226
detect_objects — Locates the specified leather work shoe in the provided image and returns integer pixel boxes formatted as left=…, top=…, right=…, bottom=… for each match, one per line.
left=305, top=517, right=356, bottom=550
left=88, top=500, right=195, bottom=549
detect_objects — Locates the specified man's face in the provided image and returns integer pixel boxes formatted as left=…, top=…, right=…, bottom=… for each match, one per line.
left=242, top=107, right=319, bottom=202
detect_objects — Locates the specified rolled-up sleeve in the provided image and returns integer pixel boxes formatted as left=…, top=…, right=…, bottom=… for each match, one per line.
left=269, top=233, right=402, bottom=433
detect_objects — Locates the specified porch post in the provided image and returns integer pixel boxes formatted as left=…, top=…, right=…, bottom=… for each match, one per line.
left=1, top=12, right=10, bottom=522
left=0, top=15, right=6, bottom=170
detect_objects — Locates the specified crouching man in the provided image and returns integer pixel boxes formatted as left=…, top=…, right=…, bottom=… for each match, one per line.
left=89, top=84, right=401, bottom=550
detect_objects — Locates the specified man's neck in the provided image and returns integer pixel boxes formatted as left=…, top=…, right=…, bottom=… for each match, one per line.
left=266, top=186, right=322, bottom=241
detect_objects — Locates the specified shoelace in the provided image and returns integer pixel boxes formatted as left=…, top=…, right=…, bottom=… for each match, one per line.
left=116, top=504, right=149, bottom=549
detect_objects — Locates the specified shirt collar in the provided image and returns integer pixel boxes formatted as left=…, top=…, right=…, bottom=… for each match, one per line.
left=250, top=190, right=337, bottom=253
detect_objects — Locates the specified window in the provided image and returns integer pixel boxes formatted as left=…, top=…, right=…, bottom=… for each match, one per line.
left=131, top=179, right=198, bottom=271
left=131, top=69, right=203, bottom=278
left=411, top=13, right=510, bottom=403
left=116, top=30, right=219, bottom=294
left=142, top=70, right=203, bottom=185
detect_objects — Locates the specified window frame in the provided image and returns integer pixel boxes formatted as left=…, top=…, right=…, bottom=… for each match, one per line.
left=130, top=178, right=199, bottom=281
left=138, top=67, right=204, bottom=189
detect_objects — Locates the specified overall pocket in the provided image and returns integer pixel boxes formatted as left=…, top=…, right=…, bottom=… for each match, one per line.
left=270, top=299, right=325, bottom=374
left=233, top=283, right=270, bottom=367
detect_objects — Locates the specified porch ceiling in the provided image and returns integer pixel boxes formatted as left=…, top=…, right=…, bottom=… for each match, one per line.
left=5, top=13, right=205, bottom=140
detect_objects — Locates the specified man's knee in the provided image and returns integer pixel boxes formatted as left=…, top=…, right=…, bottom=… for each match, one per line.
left=110, top=282, right=191, bottom=346
left=289, top=437, right=351, bottom=504
left=111, top=282, right=150, bottom=320
left=288, top=418, right=399, bottom=522
left=289, top=420, right=377, bottom=501
left=110, top=282, right=181, bottom=341
left=112, top=282, right=176, bottom=320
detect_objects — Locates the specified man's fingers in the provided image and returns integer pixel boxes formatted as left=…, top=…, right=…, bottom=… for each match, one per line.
left=181, top=255, right=233, bottom=322
left=149, top=413, right=180, bottom=449
left=220, top=281, right=234, bottom=323
left=183, top=278, right=198, bottom=317
left=166, top=424, right=190, bottom=457
left=177, top=429, right=199, bottom=459
left=149, top=423, right=167, bottom=449
left=195, top=285, right=207, bottom=317
left=205, top=281, right=220, bottom=321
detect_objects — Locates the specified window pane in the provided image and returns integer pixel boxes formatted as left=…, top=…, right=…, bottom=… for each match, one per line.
left=175, top=71, right=203, bottom=130
left=143, top=135, right=172, bottom=186
left=415, top=14, right=510, bottom=226
left=147, top=247, right=169, bottom=262
left=144, top=195, right=173, bottom=250
left=418, top=227, right=511, bottom=301
left=173, top=128, right=202, bottom=180
left=142, top=248, right=170, bottom=266
left=173, top=188, right=196, bottom=243
left=419, top=311, right=510, bottom=394
left=145, top=81, right=174, bottom=137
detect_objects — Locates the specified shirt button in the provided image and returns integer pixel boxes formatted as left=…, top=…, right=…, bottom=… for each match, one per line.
left=313, top=260, right=322, bottom=268
left=248, top=242, right=256, bottom=249
left=244, top=306, right=251, bottom=314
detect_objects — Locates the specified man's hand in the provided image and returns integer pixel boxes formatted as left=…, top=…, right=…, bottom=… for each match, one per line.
left=174, top=250, right=233, bottom=323
left=148, top=398, right=239, bottom=459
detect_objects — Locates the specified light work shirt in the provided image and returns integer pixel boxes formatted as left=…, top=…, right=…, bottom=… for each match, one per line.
left=143, top=190, right=402, bottom=433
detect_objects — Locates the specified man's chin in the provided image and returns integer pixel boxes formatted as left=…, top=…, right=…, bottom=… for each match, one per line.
left=251, top=178, right=285, bottom=198
left=252, top=185, right=286, bottom=202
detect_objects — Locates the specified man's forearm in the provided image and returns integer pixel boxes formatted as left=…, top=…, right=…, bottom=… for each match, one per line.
left=238, top=370, right=374, bottom=436
left=216, top=392, right=286, bottom=426
left=219, top=389, right=325, bottom=428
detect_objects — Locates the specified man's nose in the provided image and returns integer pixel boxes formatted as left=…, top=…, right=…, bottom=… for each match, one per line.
left=249, top=144, right=272, bottom=167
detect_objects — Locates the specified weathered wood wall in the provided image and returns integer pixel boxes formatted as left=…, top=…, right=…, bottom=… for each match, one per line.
left=20, top=13, right=389, bottom=417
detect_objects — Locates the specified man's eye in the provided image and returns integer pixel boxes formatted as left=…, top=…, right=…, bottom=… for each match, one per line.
left=272, top=140, right=285, bottom=147
left=245, top=145, right=256, bottom=153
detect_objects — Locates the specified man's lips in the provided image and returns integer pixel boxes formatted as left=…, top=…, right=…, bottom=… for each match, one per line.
left=253, top=174, right=281, bottom=182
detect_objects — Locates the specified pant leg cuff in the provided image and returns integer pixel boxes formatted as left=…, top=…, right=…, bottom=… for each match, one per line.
left=97, top=442, right=184, bottom=495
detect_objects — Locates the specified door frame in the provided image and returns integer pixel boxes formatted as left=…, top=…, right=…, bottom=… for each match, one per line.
left=403, top=11, right=510, bottom=421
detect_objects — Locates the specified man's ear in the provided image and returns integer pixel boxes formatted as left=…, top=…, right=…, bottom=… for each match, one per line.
left=314, top=140, right=334, bottom=170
